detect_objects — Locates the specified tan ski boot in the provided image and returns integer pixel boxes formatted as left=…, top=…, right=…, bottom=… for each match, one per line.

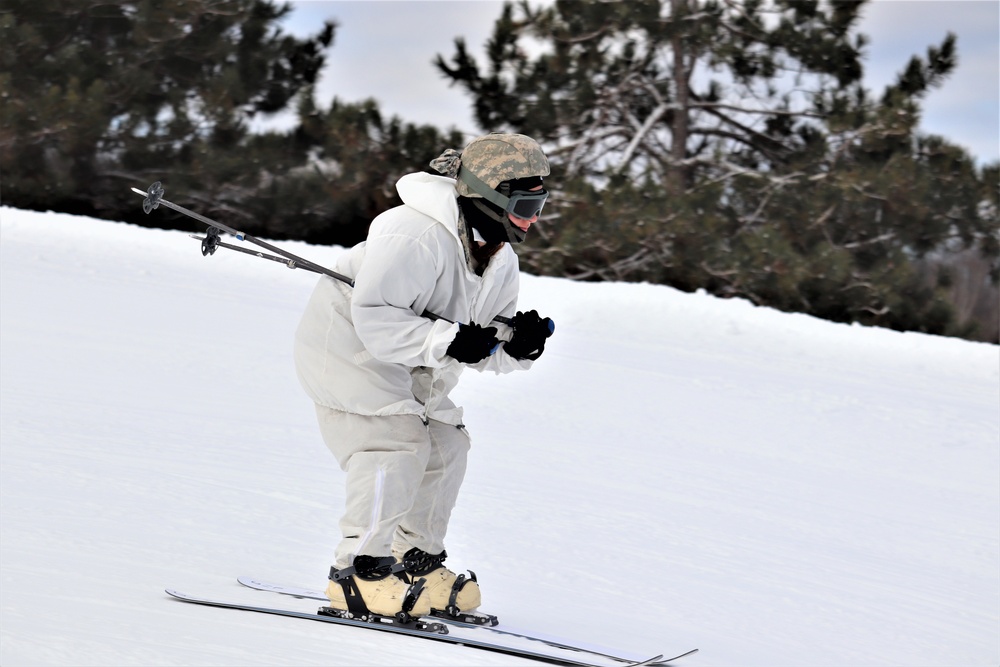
left=325, top=555, right=431, bottom=621
left=394, top=548, right=486, bottom=622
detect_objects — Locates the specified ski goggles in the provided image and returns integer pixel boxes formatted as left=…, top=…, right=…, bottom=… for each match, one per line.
left=459, top=165, right=549, bottom=220
left=505, top=188, right=548, bottom=219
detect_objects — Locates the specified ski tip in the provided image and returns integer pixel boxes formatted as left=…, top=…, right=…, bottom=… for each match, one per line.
left=165, top=589, right=205, bottom=602
left=651, top=648, right=699, bottom=665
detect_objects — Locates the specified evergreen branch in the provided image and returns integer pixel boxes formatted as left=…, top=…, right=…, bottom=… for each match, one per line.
left=616, top=102, right=671, bottom=173
left=807, top=204, right=838, bottom=230
left=691, top=109, right=792, bottom=162
left=688, top=101, right=823, bottom=119
left=842, top=232, right=896, bottom=249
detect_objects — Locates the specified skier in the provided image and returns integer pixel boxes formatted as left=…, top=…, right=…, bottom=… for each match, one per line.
left=293, top=133, right=555, bottom=620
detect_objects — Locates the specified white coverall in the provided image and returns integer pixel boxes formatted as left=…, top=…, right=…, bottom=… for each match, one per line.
left=294, top=171, right=533, bottom=568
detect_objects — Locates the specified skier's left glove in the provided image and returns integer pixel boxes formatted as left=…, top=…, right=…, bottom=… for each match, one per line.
left=447, top=322, right=501, bottom=364
left=503, top=310, right=554, bottom=361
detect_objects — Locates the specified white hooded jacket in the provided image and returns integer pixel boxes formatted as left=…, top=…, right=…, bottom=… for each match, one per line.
left=293, top=171, right=532, bottom=425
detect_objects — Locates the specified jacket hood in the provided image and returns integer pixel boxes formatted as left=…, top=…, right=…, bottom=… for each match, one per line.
left=395, top=172, right=461, bottom=239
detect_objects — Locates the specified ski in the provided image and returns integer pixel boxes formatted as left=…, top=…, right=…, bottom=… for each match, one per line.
left=166, top=589, right=685, bottom=667
left=235, top=576, right=698, bottom=666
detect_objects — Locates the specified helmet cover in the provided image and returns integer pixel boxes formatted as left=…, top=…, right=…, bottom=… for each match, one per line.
left=455, top=133, right=550, bottom=197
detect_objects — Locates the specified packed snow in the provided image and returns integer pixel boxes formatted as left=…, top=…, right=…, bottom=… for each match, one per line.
left=1, top=205, right=997, bottom=666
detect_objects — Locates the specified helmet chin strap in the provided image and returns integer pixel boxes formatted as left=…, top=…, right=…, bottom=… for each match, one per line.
left=470, top=199, right=527, bottom=244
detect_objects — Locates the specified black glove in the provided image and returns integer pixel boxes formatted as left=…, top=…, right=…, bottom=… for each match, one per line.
left=446, top=323, right=500, bottom=363
left=503, top=310, right=554, bottom=361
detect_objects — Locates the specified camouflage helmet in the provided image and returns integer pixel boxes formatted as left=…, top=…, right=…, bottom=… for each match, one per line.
left=455, top=133, right=550, bottom=198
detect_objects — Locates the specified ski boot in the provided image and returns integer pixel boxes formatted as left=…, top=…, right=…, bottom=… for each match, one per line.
left=324, top=555, right=431, bottom=624
left=394, top=548, right=494, bottom=625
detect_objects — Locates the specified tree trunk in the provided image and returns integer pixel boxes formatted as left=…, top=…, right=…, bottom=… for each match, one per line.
left=668, top=0, right=691, bottom=195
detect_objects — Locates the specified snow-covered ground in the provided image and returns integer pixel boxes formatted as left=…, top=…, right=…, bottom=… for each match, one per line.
left=1, top=205, right=997, bottom=667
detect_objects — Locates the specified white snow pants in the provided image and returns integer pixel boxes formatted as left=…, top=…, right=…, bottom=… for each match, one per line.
left=314, top=405, right=471, bottom=569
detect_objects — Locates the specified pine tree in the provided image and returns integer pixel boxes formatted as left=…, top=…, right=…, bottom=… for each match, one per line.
left=435, top=0, right=998, bottom=340
left=0, top=0, right=333, bottom=227
left=437, top=0, right=867, bottom=191
left=246, top=96, right=465, bottom=246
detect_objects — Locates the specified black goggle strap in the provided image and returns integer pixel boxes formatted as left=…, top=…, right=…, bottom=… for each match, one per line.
left=458, top=165, right=548, bottom=217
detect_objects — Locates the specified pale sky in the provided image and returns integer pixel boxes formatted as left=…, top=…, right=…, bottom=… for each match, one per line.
left=277, top=0, right=999, bottom=165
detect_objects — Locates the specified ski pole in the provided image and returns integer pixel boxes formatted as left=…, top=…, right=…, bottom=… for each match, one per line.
left=132, top=182, right=354, bottom=286
left=187, top=231, right=321, bottom=271
left=130, top=181, right=514, bottom=328
left=185, top=230, right=493, bottom=327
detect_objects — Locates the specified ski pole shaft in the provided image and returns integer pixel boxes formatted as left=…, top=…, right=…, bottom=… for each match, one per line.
left=188, top=234, right=325, bottom=272
left=131, top=183, right=353, bottom=286
left=132, top=182, right=516, bottom=328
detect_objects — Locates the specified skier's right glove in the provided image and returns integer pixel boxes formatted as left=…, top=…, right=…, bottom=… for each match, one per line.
left=446, top=323, right=500, bottom=364
left=503, top=310, right=554, bottom=361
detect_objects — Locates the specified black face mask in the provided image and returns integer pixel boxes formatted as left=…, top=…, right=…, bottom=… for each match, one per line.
left=459, top=197, right=515, bottom=244
left=458, top=175, right=545, bottom=245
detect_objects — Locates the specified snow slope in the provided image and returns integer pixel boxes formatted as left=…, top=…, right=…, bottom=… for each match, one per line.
left=1, top=206, right=997, bottom=666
